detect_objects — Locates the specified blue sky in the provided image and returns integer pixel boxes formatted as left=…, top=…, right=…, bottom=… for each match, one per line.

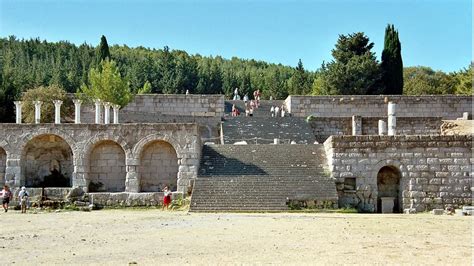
left=0, top=0, right=472, bottom=72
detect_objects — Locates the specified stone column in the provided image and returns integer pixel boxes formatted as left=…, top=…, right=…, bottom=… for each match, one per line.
left=4, top=153, right=21, bottom=187
left=72, top=156, right=88, bottom=192
left=112, top=104, right=120, bottom=124
left=94, top=99, right=102, bottom=124
left=387, top=102, right=396, bottom=136
left=14, top=101, right=23, bottom=124
left=378, top=120, right=387, bottom=135
left=73, top=99, right=82, bottom=124
left=103, top=102, right=111, bottom=125
left=351, top=115, right=362, bottom=135
left=53, top=100, right=63, bottom=124
left=34, top=101, right=42, bottom=124
left=125, top=159, right=140, bottom=192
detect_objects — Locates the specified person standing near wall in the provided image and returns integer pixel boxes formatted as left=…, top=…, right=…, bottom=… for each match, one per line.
left=162, top=186, right=171, bottom=210
left=1, top=185, right=12, bottom=212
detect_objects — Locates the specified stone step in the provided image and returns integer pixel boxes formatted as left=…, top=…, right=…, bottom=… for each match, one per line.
left=222, top=116, right=316, bottom=144
left=191, top=143, right=336, bottom=212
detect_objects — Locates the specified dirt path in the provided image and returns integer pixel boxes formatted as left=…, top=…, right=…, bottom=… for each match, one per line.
left=0, top=210, right=472, bottom=265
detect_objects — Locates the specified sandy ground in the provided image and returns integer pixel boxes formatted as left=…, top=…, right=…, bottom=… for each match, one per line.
left=0, top=209, right=472, bottom=265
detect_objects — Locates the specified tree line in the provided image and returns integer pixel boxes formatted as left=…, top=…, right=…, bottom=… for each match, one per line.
left=0, top=25, right=472, bottom=122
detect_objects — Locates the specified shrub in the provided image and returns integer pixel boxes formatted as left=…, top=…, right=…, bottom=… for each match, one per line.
left=21, top=85, right=72, bottom=123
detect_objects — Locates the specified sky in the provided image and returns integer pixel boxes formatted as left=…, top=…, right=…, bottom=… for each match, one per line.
left=0, top=0, right=472, bottom=72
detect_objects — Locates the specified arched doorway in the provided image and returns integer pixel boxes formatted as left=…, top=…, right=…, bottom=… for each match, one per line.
left=377, top=166, right=402, bottom=213
left=0, top=148, right=6, bottom=184
left=22, top=135, right=73, bottom=187
left=89, top=140, right=126, bottom=192
left=139, top=141, right=178, bottom=192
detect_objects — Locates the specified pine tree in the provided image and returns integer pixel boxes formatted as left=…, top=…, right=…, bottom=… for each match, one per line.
left=97, top=35, right=111, bottom=63
left=290, top=59, right=310, bottom=95
left=381, top=24, right=403, bottom=94
left=315, top=33, right=382, bottom=95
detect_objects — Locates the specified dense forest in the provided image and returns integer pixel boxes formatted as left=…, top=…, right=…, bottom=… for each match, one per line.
left=0, top=33, right=472, bottom=122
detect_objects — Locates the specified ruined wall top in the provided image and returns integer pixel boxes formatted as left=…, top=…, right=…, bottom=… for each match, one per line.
left=286, top=95, right=472, bottom=119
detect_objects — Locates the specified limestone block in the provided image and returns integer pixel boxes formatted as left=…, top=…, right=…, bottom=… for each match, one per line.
left=431, top=209, right=444, bottom=215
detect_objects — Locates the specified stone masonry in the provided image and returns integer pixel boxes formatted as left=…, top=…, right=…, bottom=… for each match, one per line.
left=286, top=95, right=471, bottom=119
left=0, top=123, right=200, bottom=194
left=324, top=135, right=472, bottom=212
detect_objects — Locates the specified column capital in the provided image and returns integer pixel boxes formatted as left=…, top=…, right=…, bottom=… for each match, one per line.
left=53, top=100, right=63, bottom=105
left=112, top=104, right=120, bottom=110
left=14, top=101, right=23, bottom=107
left=103, top=102, right=111, bottom=108
left=33, top=100, right=42, bottom=106
left=94, top=99, right=102, bottom=105
left=73, top=99, right=83, bottom=105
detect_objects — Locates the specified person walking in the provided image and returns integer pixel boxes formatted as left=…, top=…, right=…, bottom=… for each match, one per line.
left=18, top=186, right=29, bottom=213
left=1, top=185, right=12, bottom=212
left=270, top=106, right=275, bottom=117
left=233, top=88, right=239, bottom=100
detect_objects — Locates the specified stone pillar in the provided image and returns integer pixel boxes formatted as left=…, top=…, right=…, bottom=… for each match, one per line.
left=125, top=159, right=140, bottom=192
left=4, top=153, right=21, bottom=187
left=34, top=101, right=42, bottom=124
left=378, top=120, right=387, bottom=135
left=14, top=101, right=23, bottom=124
left=112, top=104, right=120, bottom=124
left=72, top=99, right=82, bottom=124
left=72, top=156, right=88, bottom=192
left=103, top=102, right=111, bottom=125
left=462, top=112, right=469, bottom=120
left=351, top=115, right=362, bottom=135
left=53, top=100, right=63, bottom=124
left=387, top=102, right=396, bottom=136
left=94, top=99, right=102, bottom=124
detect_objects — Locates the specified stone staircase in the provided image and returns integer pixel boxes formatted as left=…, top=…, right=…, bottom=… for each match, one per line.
left=223, top=100, right=315, bottom=144
left=223, top=116, right=315, bottom=144
left=190, top=144, right=337, bottom=211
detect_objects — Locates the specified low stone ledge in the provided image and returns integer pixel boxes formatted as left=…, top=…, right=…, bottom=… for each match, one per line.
left=88, top=192, right=184, bottom=207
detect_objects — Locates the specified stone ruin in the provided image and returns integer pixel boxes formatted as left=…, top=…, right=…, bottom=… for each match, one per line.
left=0, top=94, right=472, bottom=213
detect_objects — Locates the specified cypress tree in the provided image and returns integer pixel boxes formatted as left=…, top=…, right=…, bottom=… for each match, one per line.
left=97, top=35, right=111, bottom=62
left=381, top=24, right=403, bottom=94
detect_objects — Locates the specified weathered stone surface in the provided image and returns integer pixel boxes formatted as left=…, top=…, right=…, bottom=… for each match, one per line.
left=0, top=123, right=200, bottom=193
left=324, top=135, right=471, bottom=212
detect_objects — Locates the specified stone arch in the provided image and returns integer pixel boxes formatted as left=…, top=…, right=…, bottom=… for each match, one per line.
left=87, top=140, right=127, bottom=192
left=21, top=134, right=74, bottom=187
left=132, top=134, right=184, bottom=160
left=19, top=128, right=77, bottom=154
left=82, top=133, right=132, bottom=166
left=138, top=140, right=179, bottom=192
left=375, top=164, right=402, bottom=213
left=0, top=147, right=6, bottom=184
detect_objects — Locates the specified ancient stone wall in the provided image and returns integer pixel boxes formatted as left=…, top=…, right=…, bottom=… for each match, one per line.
left=0, top=123, right=201, bottom=194
left=77, top=94, right=223, bottom=140
left=287, top=95, right=471, bottom=119
left=310, top=117, right=442, bottom=143
left=324, top=135, right=472, bottom=212
left=139, top=141, right=178, bottom=192
left=22, top=135, right=73, bottom=187
left=80, top=94, right=224, bottom=122
left=89, top=141, right=127, bottom=192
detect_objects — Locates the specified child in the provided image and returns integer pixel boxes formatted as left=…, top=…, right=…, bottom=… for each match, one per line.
left=18, top=186, right=29, bottom=213
left=1, top=185, right=12, bottom=212
left=162, top=186, right=171, bottom=210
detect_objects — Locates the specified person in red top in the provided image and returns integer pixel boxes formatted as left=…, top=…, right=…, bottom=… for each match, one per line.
left=1, top=185, right=12, bottom=212
left=162, top=186, right=172, bottom=210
